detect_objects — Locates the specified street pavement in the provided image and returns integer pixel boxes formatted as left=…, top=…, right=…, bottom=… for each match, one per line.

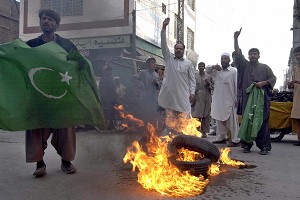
left=0, top=129, right=300, bottom=200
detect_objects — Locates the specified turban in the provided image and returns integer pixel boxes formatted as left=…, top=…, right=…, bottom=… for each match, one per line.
left=221, top=52, right=230, bottom=58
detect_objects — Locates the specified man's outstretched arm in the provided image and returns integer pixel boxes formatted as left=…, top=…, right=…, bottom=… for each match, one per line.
left=234, top=27, right=242, bottom=55
left=161, top=18, right=171, bottom=59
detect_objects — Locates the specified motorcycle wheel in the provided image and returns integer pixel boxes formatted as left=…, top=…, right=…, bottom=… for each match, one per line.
left=270, top=128, right=290, bottom=142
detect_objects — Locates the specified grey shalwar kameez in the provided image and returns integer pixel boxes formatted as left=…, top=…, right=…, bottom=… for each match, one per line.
left=192, top=72, right=212, bottom=133
left=132, top=68, right=161, bottom=124
left=235, top=53, right=276, bottom=150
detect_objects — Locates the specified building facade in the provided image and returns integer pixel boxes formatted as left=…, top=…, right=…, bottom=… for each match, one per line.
left=0, top=0, right=19, bottom=44
left=19, top=0, right=197, bottom=110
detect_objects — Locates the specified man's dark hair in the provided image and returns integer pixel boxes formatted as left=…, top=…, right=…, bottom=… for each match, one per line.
left=293, top=46, right=300, bottom=54
left=248, top=48, right=260, bottom=55
left=198, top=62, right=205, bottom=66
left=146, top=57, right=156, bottom=63
left=39, top=9, right=61, bottom=25
left=174, top=41, right=185, bottom=49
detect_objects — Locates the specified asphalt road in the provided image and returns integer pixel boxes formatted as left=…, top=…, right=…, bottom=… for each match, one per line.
left=0, top=129, right=299, bottom=200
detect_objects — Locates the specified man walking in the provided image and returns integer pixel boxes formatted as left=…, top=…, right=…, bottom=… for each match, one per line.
left=234, top=28, right=276, bottom=155
left=206, top=53, right=240, bottom=147
left=26, top=9, right=78, bottom=177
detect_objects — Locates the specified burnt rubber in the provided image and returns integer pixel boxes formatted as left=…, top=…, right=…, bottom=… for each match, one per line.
left=169, top=134, right=220, bottom=162
left=169, top=155, right=211, bottom=176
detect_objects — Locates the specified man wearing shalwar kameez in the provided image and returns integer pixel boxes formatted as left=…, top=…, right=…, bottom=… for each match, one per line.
left=132, top=57, right=161, bottom=126
left=192, top=62, right=213, bottom=138
left=158, top=18, right=196, bottom=133
left=26, top=9, right=77, bottom=177
left=234, top=28, right=276, bottom=155
left=288, top=46, right=300, bottom=146
left=206, top=53, right=240, bottom=147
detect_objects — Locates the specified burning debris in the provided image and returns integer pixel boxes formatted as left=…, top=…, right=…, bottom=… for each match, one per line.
left=118, top=106, right=248, bottom=197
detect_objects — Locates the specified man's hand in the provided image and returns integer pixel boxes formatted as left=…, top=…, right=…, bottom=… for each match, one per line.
left=212, top=64, right=222, bottom=71
left=255, top=81, right=268, bottom=88
left=162, top=18, right=170, bottom=29
left=234, top=27, right=242, bottom=39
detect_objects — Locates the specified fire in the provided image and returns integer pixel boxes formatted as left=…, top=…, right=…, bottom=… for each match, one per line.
left=123, top=123, right=209, bottom=197
left=207, top=148, right=245, bottom=176
left=114, top=105, right=144, bottom=127
left=177, top=148, right=205, bottom=162
left=118, top=106, right=245, bottom=197
left=219, top=148, right=246, bottom=167
left=165, top=113, right=202, bottom=137
left=208, top=163, right=221, bottom=176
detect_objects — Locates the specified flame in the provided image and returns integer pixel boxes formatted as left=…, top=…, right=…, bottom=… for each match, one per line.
left=177, top=148, right=205, bottom=162
left=208, top=163, right=221, bottom=176
left=219, top=148, right=246, bottom=167
left=123, top=124, right=209, bottom=197
left=165, top=113, right=202, bottom=137
left=114, top=105, right=144, bottom=127
left=118, top=105, right=245, bottom=197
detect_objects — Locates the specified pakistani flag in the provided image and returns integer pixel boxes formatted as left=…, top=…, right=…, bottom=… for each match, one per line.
left=0, top=39, right=105, bottom=131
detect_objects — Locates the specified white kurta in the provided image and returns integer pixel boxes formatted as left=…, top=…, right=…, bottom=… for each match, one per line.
left=158, top=29, right=196, bottom=113
left=206, top=66, right=237, bottom=121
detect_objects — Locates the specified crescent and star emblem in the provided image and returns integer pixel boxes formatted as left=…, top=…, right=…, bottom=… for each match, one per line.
left=28, top=67, right=72, bottom=99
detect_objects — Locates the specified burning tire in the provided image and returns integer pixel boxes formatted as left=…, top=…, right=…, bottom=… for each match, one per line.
left=169, top=155, right=211, bottom=176
left=169, top=135, right=220, bottom=162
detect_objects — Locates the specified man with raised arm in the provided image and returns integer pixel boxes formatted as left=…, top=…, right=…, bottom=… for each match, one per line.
left=158, top=18, right=196, bottom=133
left=234, top=28, right=276, bottom=155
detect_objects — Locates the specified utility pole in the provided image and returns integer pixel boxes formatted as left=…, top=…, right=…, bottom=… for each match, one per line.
left=291, top=0, right=300, bottom=71
left=131, top=2, right=137, bottom=58
left=293, top=0, right=300, bottom=49
left=177, top=0, right=184, bottom=43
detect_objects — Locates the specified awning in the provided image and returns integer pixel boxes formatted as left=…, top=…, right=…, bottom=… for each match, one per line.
left=136, top=48, right=165, bottom=67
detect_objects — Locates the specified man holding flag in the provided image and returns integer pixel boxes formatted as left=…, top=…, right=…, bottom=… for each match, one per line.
left=0, top=9, right=105, bottom=177
left=26, top=9, right=80, bottom=177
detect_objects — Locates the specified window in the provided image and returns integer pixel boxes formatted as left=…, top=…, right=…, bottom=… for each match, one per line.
left=187, top=27, right=194, bottom=50
left=162, top=3, right=166, bottom=14
left=187, top=0, right=195, bottom=11
left=41, top=0, right=83, bottom=16
left=174, top=14, right=178, bottom=39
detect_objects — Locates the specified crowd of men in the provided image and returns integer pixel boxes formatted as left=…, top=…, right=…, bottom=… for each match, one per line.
left=21, top=10, right=300, bottom=178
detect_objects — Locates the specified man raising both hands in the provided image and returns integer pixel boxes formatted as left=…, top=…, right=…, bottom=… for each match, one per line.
left=158, top=18, right=196, bottom=133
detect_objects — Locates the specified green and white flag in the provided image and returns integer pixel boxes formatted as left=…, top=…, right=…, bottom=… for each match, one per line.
left=0, top=39, right=105, bottom=131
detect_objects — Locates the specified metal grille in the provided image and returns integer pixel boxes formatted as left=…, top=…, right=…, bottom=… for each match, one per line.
left=187, top=27, right=194, bottom=50
left=41, top=0, right=83, bottom=16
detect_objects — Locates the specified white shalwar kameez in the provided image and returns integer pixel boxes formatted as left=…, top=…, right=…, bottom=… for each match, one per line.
left=206, top=66, right=240, bottom=143
left=158, top=29, right=196, bottom=115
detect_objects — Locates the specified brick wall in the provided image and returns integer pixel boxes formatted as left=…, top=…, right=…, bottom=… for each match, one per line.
left=0, top=0, right=19, bottom=44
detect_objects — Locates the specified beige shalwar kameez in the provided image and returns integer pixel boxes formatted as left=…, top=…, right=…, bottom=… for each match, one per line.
left=206, top=66, right=240, bottom=143
left=291, top=65, right=300, bottom=119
